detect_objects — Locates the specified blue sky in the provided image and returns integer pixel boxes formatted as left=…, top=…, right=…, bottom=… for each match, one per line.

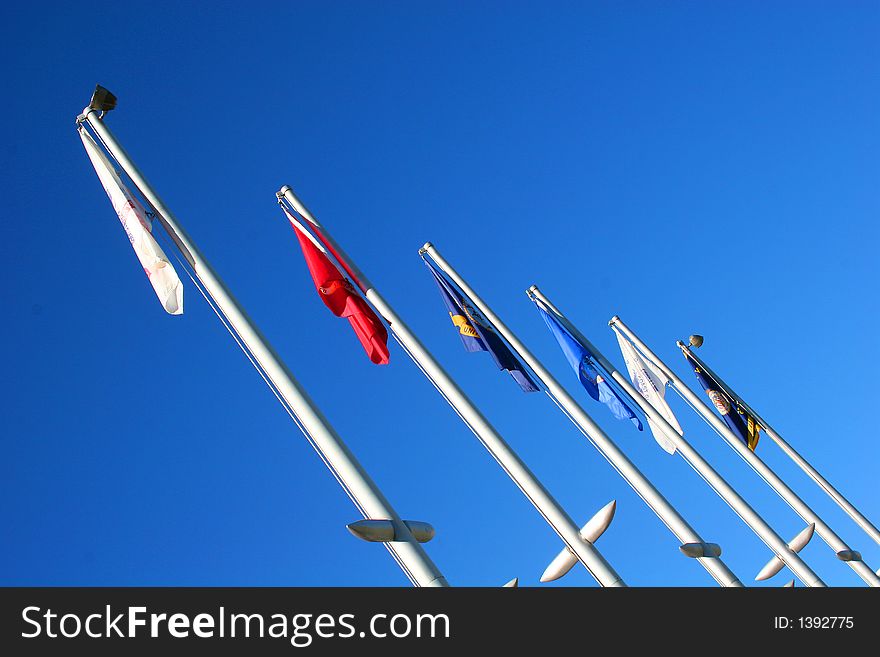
left=1, top=1, right=878, bottom=587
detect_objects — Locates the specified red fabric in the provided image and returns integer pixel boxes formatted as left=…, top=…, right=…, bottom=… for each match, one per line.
left=292, top=223, right=390, bottom=365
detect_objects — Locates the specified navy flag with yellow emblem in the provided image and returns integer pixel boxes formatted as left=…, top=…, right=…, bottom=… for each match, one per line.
left=683, top=350, right=760, bottom=451
left=423, top=259, right=539, bottom=393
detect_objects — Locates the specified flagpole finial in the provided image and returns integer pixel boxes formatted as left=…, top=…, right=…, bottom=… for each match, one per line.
left=688, top=335, right=704, bottom=348
left=526, top=285, right=539, bottom=297
left=277, top=184, right=292, bottom=200
left=88, top=85, right=117, bottom=113
left=419, top=242, right=433, bottom=256
left=609, top=315, right=620, bottom=327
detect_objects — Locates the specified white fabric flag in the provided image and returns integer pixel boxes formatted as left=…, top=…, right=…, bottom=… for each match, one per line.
left=614, top=329, right=681, bottom=454
left=79, top=128, right=183, bottom=315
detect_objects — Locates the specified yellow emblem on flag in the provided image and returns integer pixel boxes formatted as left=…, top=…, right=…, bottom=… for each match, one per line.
left=450, top=312, right=480, bottom=338
left=736, top=404, right=761, bottom=451
left=745, top=413, right=761, bottom=451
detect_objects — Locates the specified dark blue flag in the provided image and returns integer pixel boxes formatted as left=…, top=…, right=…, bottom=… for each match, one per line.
left=683, top=350, right=760, bottom=451
left=535, top=302, right=642, bottom=430
left=424, top=260, right=539, bottom=393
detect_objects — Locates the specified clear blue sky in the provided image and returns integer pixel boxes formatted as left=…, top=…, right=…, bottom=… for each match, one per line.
left=1, top=1, right=878, bottom=587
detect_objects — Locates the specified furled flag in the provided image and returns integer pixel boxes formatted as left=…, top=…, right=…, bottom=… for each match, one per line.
left=283, top=208, right=389, bottom=365
left=682, top=350, right=760, bottom=451
left=613, top=329, right=681, bottom=454
left=534, top=301, right=641, bottom=429
left=78, top=127, right=183, bottom=315
left=423, top=259, right=539, bottom=392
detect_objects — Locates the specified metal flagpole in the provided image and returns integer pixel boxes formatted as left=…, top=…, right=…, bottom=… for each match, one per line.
left=611, top=317, right=880, bottom=587
left=528, top=287, right=825, bottom=587
left=76, top=95, right=449, bottom=588
left=277, top=186, right=625, bottom=587
left=421, top=244, right=743, bottom=588
left=682, top=345, right=880, bottom=549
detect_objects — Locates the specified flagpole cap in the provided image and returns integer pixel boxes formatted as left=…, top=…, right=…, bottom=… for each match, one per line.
left=527, top=285, right=539, bottom=296
left=609, top=315, right=620, bottom=326
left=88, top=84, right=118, bottom=113
left=277, top=184, right=292, bottom=199
left=420, top=241, right=434, bottom=255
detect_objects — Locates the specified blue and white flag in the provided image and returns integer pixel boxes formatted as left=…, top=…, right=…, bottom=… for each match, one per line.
left=534, top=302, right=641, bottom=430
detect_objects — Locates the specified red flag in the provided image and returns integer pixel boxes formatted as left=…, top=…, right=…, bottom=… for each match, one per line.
left=287, top=215, right=390, bottom=365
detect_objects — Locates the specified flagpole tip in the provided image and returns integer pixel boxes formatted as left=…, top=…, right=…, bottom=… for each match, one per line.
left=609, top=315, right=620, bottom=326
left=277, top=184, right=292, bottom=198
left=88, top=84, right=118, bottom=113
left=420, top=241, right=434, bottom=254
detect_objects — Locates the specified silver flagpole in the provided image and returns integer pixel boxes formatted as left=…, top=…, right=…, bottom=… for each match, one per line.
left=528, top=287, right=825, bottom=587
left=277, top=187, right=625, bottom=587
left=683, top=345, right=880, bottom=549
left=421, top=244, right=743, bottom=587
left=77, top=97, right=448, bottom=588
left=611, top=317, right=880, bottom=587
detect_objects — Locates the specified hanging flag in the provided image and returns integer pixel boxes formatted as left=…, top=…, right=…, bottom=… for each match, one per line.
left=682, top=350, right=760, bottom=451
left=613, top=329, right=681, bottom=454
left=423, top=259, right=539, bottom=392
left=534, top=302, right=641, bottom=429
left=283, top=208, right=389, bottom=365
left=78, top=127, right=183, bottom=315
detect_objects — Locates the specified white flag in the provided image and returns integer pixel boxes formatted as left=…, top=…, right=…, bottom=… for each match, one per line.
left=79, top=128, right=183, bottom=315
left=614, top=329, right=680, bottom=454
